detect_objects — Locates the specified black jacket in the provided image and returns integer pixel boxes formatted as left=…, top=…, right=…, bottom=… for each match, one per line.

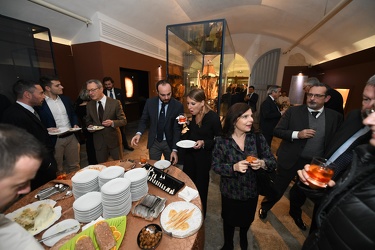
left=303, top=144, right=375, bottom=250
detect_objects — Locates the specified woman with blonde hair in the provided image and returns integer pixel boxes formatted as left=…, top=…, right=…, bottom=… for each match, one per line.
left=182, top=88, right=222, bottom=217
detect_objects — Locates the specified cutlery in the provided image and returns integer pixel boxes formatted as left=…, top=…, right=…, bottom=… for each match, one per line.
left=54, top=190, right=73, bottom=201
left=38, top=225, right=79, bottom=242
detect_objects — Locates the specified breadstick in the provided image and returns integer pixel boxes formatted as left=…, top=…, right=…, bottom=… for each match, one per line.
left=166, top=209, right=188, bottom=225
left=167, top=208, right=195, bottom=230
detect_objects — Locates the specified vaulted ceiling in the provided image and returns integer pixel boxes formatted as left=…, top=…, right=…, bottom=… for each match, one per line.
left=1, top=0, right=374, bottom=66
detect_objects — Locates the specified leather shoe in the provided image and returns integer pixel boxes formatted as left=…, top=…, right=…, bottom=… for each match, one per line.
left=124, top=146, right=134, bottom=151
left=259, top=208, right=268, bottom=219
left=290, top=216, right=307, bottom=230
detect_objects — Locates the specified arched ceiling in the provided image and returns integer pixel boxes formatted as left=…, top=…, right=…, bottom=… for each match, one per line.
left=1, top=0, right=374, bottom=64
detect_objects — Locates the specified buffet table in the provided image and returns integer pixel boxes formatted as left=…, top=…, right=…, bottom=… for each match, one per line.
left=5, top=160, right=205, bottom=250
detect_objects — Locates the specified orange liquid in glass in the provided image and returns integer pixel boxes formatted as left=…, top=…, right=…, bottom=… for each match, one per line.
left=56, top=173, right=67, bottom=180
left=140, top=157, right=147, bottom=164
left=179, top=116, right=186, bottom=123
left=306, top=164, right=334, bottom=188
left=246, top=156, right=257, bottom=163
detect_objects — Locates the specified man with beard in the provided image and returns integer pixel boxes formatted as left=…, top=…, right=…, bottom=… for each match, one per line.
left=2, top=80, right=57, bottom=190
left=258, top=82, right=343, bottom=231
left=0, top=125, right=44, bottom=249
left=131, top=80, right=183, bottom=165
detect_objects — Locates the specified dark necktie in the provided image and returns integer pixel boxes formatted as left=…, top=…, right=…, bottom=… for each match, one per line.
left=98, top=101, right=104, bottom=123
left=157, top=103, right=166, bottom=142
left=311, top=111, right=319, bottom=118
left=110, top=90, right=114, bottom=99
left=33, top=111, right=41, bottom=120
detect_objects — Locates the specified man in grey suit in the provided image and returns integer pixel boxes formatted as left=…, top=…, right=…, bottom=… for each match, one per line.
left=258, top=82, right=343, bottom=231
left=131, top=80, right=183, bottom=165
left=85, top=79, right=127, bottom=163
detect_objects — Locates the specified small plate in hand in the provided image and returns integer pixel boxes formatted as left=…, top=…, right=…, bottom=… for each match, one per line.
left=154, top=160, right=171, bottom=170
left=176, top=140, right=196, bottom=148
left=69, top=127, right=82, bottom=132
left=48, top=128, right=69, bottom=135
left=87, top=126, right=104, bottom=131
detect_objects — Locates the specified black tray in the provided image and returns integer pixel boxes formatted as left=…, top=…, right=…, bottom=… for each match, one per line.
left=143, top=164, right=185, bottom=195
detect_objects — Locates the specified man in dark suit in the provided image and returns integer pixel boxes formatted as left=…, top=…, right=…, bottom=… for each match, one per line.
left=131, top=80, right=183, bottom=165
left=325, top=85, right=344, bottom=115
left=244, top=85, right=259, bottom=112
left=103, top=76, right=134, bottom=151
left=297, top=75, right=375, bottom=233
left=259, top=85, right=284, bottom=146
left=85, top=79, right=127, bottom=163
left=36, top=76, right=80, bottom=174
left=2, top=80, right=57, bottom=190
left=258, top=82, right=343, bottom=231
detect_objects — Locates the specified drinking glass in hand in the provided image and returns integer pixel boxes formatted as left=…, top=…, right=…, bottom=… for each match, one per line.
left=306, top=157, right=335, bottom=189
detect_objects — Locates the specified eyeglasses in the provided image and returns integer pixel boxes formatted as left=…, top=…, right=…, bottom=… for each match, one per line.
left=362, top=108, right=375, bottom=119
left=306, top=93, right=326, bottom=99
left=87, top=87, right=99, bottom=93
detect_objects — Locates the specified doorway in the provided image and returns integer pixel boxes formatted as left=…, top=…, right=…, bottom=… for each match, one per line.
left=119, top=68, right=149, bottom=122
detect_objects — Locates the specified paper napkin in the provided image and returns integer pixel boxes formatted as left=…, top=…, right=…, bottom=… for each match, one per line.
left=178, top=186, right=199, bottom=202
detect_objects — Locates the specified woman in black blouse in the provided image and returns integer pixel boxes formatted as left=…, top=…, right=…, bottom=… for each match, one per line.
left=182, top=89, right=222, bottom=218
left=212, top=103, right=277, bottom=250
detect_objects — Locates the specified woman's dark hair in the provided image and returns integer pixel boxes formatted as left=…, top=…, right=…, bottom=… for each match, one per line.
left=222, top=103, right=252, bottom=137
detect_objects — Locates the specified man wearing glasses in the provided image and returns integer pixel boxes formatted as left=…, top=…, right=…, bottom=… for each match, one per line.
left=258, top=82, right=343, bottom=231
left=296, top=74, right=375, bottom=233
left=85, top=79, right=127, bottom=163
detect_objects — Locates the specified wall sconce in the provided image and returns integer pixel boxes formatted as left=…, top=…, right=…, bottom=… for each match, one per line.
left=158, top=65, right=162, bottom=68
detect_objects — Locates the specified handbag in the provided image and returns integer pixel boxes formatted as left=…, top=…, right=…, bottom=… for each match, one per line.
left=254, top=133, right=277, bottom=196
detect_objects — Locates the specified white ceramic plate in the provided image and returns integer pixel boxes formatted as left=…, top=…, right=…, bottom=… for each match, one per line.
left=41, top=219, right=80, bottom=247
left=176, top=140, right=196, bottom=148
left=48, top=128, right=69, bottom=135
left=5, top=199, right=62, bottom=236
left=154, top=160, right=171, bottom=170
left=87, top=126, right=104, bottom=131
left=160, top=201, right=203, bottom=238
left=69, top=127, right=82, bottom=132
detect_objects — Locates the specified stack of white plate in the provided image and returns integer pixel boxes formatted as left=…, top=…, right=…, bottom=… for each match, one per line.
left=71, top=169, right=100, bottom=199
left=124, top=168, right=148, bottom=201
left=101, top=178, right=132, bottom=219
left=73, top=192, right=102, bottom=223
left=98, top=166, right=125, bottom=188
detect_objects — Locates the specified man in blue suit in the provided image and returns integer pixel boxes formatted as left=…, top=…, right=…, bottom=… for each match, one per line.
left=131, top=80, right=183, bottom=165
left=37, top=76, right=80, bottom=173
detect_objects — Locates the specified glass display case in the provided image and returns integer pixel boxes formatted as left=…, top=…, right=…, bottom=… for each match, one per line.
left=166, top=19, right=235, bottom=115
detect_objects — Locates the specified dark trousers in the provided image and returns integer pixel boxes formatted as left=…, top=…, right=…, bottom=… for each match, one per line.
left=261, top=158, right=310, bottom=218
left=222, top=221, right=250, bottom=250
left=120, top=126, right=131, bottom=148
